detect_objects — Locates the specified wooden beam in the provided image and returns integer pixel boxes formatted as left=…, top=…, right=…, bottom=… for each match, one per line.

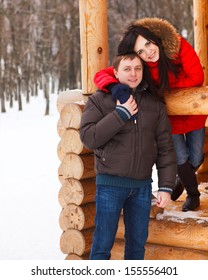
left=116, top=217, right=208, bottom=252
left=57, top=86, right=208, bottom=118
left=165, top=86, right=208, bottom=115
left=79, top=0, right=108, bottom=94
left=111, top=240, right=208, bottom=260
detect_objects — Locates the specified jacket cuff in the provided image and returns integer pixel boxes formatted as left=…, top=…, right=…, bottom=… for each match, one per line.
left=116, top=105, right=131, bottom=121
left=158, top=186, right=173, bottom=194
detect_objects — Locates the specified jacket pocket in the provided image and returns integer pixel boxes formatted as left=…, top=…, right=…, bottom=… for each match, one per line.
left=95, top=140, right=117, bottom=168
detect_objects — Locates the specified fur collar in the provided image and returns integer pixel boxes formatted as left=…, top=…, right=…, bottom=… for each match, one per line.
left=133, top=17, right=181, bottom=59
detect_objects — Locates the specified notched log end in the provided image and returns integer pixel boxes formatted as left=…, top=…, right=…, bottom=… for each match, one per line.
left=201, top=93, right=207, bottom=100
left=192, top=102, right=199, bottom=108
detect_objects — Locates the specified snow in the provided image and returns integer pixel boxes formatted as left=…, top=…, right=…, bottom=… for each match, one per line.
left=0, top=93, right=63, bottom=260
left=156, top=182, right=208, bottom=224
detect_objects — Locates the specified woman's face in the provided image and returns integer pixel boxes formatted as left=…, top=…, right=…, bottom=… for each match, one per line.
left=134, top=35, right=159, bottom=63
left=114, top=56, right=143, bottom=91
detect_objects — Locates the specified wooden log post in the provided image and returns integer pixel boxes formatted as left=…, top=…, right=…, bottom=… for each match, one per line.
left=79, top=0, right=108, bottom=94
left=193, top=0, right=208, bottom=85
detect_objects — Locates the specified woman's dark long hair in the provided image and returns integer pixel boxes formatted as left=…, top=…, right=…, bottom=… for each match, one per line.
left=142, top=59, right=165, bottom=103
left=117, top=25, right=181, bottom=95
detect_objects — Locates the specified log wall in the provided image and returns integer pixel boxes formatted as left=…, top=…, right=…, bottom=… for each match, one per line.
left=57, top=89, right=95, bottom=259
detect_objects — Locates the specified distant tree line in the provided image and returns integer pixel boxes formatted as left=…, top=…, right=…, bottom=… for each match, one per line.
left=0, top=0, right=193, bottom=114
left=0, top=0, right=80, bottom=114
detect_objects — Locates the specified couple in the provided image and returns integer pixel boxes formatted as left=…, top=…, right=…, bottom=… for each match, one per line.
left=80, top=17, right=206, bottom=260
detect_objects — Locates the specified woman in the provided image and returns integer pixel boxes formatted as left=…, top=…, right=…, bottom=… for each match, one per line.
left=80, top=52, right=176, bottom=259
left=94, top=17, right=206, bottom=212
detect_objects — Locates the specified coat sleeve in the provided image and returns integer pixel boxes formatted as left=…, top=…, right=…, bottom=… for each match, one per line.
left=93, top=66, right=119, bottom=92
left=80, top=95, right=125, bottom=150
left=155, top=104, right=177, bottom=189
left=171, top=37, right=204, bottom=88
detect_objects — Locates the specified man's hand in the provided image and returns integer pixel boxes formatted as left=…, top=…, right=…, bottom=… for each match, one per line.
left=157, top=191, right=171, bottom=208
left=117, top=95, right=138, bottom=116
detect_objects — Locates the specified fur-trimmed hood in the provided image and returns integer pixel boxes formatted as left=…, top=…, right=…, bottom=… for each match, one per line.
left=133, top=17, right=181, bottom=59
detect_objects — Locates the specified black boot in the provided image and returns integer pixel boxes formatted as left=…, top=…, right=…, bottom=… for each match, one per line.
left=171, top=175, right=184, bottom=201
left=182, top=195, right=200, bottom=212
left=177, top=161, right=200, bottom=211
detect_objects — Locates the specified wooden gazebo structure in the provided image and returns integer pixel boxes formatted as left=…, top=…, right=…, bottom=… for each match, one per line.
left=57, top=0, right=208, bottom=260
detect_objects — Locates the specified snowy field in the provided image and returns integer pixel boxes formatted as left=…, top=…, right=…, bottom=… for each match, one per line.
left=0, top=93, right=63, bottom=260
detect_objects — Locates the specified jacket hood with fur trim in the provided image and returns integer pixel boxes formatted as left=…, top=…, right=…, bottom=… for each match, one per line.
left=133, top=17, right=181, bottom=59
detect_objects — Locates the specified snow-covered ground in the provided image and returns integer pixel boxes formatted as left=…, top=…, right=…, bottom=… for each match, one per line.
left=0, top=93, right=63, bottom=260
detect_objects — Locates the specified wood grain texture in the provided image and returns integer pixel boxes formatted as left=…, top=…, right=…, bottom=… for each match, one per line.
left=79, top=0, right=108, bottom=94
left=58, top=178, right=96, bottom=207
left=58, top=153, right=95, bottom=181
left=165, top=86, right=208, bottom=115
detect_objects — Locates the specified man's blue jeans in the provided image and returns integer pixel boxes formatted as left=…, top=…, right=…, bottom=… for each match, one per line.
left=172, top=128, right=205, bottom=168
left=90, top=184, right=152, bottom=260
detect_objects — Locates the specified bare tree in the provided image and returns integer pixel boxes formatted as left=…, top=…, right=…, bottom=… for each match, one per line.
left=0, top=0, right=80, bottom=114
left=107, top=0, right=193, bottom=63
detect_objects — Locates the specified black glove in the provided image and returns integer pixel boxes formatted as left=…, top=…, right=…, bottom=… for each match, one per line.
left=111, top=84, right=137, bottom=122
left=111, top=84, right=131, bottom=103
